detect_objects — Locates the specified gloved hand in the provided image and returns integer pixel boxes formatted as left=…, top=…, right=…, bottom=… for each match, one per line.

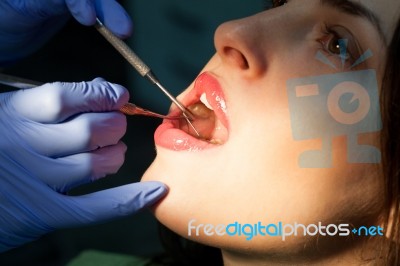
left=0, top=78, right=167, bottom=252
left=0, top=0, right=133, bottom=64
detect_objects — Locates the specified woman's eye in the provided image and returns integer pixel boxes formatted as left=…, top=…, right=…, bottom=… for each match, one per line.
left=325, top=35, right=350, bottom=60
left=329, top=39, right=340, bottom=55
left=318, top=25, right=362, bottom=67
left=320, top=33, right=352, bottom=64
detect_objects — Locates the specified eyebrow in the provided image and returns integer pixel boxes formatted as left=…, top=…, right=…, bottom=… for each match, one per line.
left=320, top=0, right=385, bottom=43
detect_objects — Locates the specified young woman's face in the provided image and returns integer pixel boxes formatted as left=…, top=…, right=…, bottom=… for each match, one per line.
left=142, top=0, right=398, bottom=259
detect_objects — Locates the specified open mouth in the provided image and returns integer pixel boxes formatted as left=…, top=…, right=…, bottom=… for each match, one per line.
left=179, top=91, right=228, bottom=145
left=154, top=72, right=229, bottom=151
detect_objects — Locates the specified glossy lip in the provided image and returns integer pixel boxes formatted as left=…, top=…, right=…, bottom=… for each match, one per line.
left=154, top=72, right=229, bottom=151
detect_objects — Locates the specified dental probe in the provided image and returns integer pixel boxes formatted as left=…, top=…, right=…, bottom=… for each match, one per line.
left=0, top=72, right=42, bottom=89
left=0, top=73, right=182, bottom=120
left=94, top=18, right=200, bottom=137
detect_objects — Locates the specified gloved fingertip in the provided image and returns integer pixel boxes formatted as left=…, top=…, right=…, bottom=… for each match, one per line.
left=89, top=78, right=130, bottom=109
left=66, top=0, right=97, bottom=26
left=65, top=182, right=168, bottom=223
left=98, top=182, right=168, bottom=217
left=107, top=16, right=133, bottom=39
left=94, top=0, right=133, bottom=38
left=111, top=83, right=130, bottom=107
left=141, top=182, right=169, bottom=206
left=93, top=77, right=106, bottom=82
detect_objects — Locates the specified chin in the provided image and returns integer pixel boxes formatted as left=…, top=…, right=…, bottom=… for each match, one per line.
left=140, top=157, right=190, bottom=234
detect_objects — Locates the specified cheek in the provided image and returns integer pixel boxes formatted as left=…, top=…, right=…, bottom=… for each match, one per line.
left=228, top=76, right=313, bottom=171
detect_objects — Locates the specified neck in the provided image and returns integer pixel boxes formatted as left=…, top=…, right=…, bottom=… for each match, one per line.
left=221, top=237, right=386, bottom=266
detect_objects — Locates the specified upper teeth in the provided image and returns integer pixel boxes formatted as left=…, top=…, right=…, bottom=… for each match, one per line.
left=200, top=93, right=213, bottom=110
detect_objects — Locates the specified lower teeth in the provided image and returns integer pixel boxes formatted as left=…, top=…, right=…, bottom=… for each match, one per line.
left=208, top=139, right=223, bottom=145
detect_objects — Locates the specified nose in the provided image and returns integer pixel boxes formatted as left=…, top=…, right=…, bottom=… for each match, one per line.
left=214, top=16, right=267, bottom=78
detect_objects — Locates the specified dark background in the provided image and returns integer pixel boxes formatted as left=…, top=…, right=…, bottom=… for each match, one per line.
left=0, top=1, right=264, bottom=265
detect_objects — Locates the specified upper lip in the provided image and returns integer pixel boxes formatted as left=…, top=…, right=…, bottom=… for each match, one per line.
left=169, top=72, right=229, bottom=132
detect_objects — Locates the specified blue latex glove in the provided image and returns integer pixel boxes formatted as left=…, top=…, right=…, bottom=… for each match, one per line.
left=0, top=0, right=133, bottom=64
left=0, top=78, right=167, bottom=252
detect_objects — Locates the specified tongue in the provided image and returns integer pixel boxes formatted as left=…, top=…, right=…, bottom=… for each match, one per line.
left=179, top=102, right=215, bottom=139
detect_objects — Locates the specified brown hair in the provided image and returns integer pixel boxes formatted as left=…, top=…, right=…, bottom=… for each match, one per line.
left=381, top=17, right=400, bottom=265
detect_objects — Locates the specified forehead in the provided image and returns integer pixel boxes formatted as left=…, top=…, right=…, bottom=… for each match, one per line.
left=352, top=0, right=400, bottom=41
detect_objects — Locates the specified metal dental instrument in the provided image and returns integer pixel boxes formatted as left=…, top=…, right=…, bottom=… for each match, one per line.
left=0, top=73, right=183, bottom=120
left=0, top=73, right=42, bottom=89
left=94, top=18, right=200, bottom=137
left=119, top=102, right=182, bottom=119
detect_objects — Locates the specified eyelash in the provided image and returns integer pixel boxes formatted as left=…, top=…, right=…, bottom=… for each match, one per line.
left=318, top=24, right=355, bottom=66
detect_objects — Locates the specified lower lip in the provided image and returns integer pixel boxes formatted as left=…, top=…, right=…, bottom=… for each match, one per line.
left=154, top=120, right=213, bottom=151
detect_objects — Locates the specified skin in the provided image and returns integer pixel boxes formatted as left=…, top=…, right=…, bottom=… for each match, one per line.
left=142, top=0, right=400, bottom=264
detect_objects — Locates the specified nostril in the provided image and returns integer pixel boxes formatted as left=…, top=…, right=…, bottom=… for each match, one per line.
left=223, top=47, right=249, bottom=70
